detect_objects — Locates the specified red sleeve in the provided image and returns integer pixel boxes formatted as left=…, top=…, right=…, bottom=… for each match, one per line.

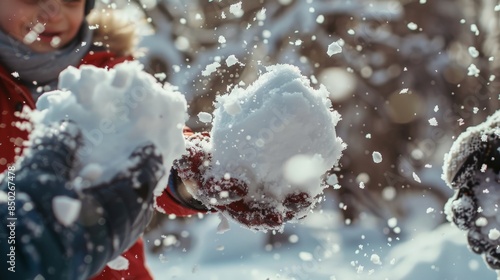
left=91, top=238, right=152, bottom=280
left=154, top=188, right=202, bottom=216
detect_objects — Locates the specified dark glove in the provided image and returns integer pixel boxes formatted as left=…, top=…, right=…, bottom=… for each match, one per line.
left=171, top=132, right=314, bottom=231
left=1, top=121, right=165, bottom=280
left=445, top=131, right=500, bottom=270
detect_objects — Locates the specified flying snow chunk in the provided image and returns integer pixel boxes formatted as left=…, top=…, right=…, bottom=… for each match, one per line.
left=468, top=46, right=479, bottom=58
left=388, top=217, right=398, bottom=228
left=370, top=254, right=382, bottom=265
left=399, top=88, right=409, bottom=94
left=327, top=41, right=342, bottom=56
left=299, top=251, right=314, bottom=261
left=316, top=15, right=325, bottom=24
left=52, top=196, right=82, bottom=227
left=471, top=24, right=480, bottom=36
left=226, top=55, right=239, bottom=67
left=372, top=151, right=383, bottom=163
left=218, top=35, right=226, bottom=44
left=256, top=8, right=267, bottom=21
left=468, top=64, right=480, bottom=77
left=198, top=112, right=213, bottom=124
left=202, top=62, right=221, bottom=76
left=229, top=2, right=244, bottom=18
left=107, top=256, right=129, bottom=271
left=413, top=172, right=421, bottom=183
left=407, top=22, right=418, bottom=30
left=428, top=117, right=438, bottom=126
left=489, top=228, right=500, bottom=240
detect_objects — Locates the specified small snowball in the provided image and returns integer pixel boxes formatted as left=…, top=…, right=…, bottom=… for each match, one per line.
left=52, top=196, right=82, bottom=227
left=468, top=46, right=479, bottom=58
left=489, top=228, right=500, bottom=240
left=407, top=22, right=418, bottom=30
left=226, top=55, right=239, bottom=67
left=471, top=24, right=479, bottom=36
left=197, top=112, right=213, bottom=124
left=229, top=2, right=244, bottom=17
left=399, top=88, right=409, bottom=94
left=299, top=251, right=314, bottom=261
left=327, top=41, right=342, bottom=56
left=217, top=35, right=227, bottom=44
left=316, top=15, right=325, bottom=24
left=428, top=117, right=438, bottom=126
left=475, top=217, right=488, bottom=227
left=468, top=64, right=480, bottom=77
left=372, top=151, right=382, bottom=163
left=388, top=217, right=398, bottom=228
left=370, top=254, right=382, bottom=265
left=426, top=207, right=434, bottom=213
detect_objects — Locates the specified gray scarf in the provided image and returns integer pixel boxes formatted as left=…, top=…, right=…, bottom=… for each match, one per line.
left=0, top=22, right=93, bottom=97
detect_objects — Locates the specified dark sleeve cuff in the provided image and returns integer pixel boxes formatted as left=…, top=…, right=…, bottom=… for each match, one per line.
left=167, top=169, right=209, bottom=212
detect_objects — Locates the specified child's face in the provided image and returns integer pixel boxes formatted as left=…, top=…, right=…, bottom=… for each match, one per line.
left=0, top=0, right=86, bottom=53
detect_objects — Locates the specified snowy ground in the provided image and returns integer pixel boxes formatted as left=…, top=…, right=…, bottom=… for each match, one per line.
left=145, top=198, right=496, bottom=280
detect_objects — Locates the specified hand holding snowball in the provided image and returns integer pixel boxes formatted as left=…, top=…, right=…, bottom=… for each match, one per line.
left=0, top=121, right=166, bottom=279
left=172, top=130, right=315, bottom=231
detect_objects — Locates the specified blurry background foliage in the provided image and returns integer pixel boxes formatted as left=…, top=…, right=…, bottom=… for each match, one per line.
left=96, top=0, right=500, bottom=244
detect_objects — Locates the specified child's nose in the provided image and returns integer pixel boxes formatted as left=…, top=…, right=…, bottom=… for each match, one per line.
left=37, top=0, right=63, bottom=23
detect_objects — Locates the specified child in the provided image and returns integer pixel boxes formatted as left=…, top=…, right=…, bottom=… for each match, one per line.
left=0, top=1, right=310, bottom=278
left=0, top=0, right=191, bottom=279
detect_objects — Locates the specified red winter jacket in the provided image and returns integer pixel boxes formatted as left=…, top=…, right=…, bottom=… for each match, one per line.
left=0, top=50, right=201, bottom=280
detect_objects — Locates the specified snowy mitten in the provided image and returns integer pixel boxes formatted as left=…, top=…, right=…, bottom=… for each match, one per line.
left=80, top=142, right=165, bottom=263
left=173, top=132, right=248, bottom=206
left=443, top=112, right=500, bottom=270
left=215, top=191, right=314, bottom=231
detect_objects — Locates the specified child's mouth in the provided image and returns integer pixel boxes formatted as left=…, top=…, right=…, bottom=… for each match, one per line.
left=38, top=32, right=62, bottom=43
left=23, top=24, right=62, bottom=47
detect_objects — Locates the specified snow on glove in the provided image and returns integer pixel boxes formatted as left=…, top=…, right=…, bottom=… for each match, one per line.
left=214, top=191, right=314, bottom=231
left=171, top=131, right=314, bottom=230
left=173, top=131, right=248, bottom=206
left=443, top=111, right=500, bottom=270
left=2, top=120, right=165, bottom=279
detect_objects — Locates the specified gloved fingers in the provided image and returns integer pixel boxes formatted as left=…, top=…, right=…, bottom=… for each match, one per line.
left=217, top=199, right=284, bottom=231
left=22, top=120, right=82, bottom=180
left=173, top=132, right=212, bottom=187
left=201, top=177, right=249, bottom=205
left=121, top=143, right=165, bottom=202
left=282, top=191, right=313, bottom=221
